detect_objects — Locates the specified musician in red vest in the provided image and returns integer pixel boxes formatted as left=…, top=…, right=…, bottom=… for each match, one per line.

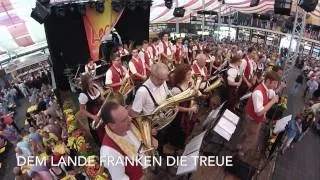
left=148, top=37, right=160, bottom=63
left=117, top=44, right=129, bottom=58
left=191, top=54, right=208, bottom=80
left=105, top=54, right=129, bottom=91
left=237, top=71, right=280, bottom=158
left=100, top=101, right=158, bottom=180
left=238, top=47, right=257, bottom=97
left=139, top=40, right=153, bottom=76
left=129, top=48, right=147, bottom=86
left=172, top=38, right=185, bottom=65
left=158, top=32, right=173, bottom=64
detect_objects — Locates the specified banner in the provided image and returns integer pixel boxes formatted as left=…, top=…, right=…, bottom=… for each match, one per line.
left=83, top=0, right=123, bottom=61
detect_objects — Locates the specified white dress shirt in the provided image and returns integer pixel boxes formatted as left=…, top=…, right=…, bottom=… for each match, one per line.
left=227, top=64, right=240, bottom=83
left=240, top=58, right=254, bottom=78
left=138, top=50, right=153, bottom=66
left=147, top=45, right=159, bottom=60
left=100, top=130, right=146, bottom=180
left=132, top=79, right=170, bottom=115
left=251, top=83, right=275, bottom=113
left=105, top=65, right=129, bottom=85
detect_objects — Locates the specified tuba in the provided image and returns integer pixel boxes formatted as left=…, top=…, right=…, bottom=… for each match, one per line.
left=132, top=116, right=154, bottom=155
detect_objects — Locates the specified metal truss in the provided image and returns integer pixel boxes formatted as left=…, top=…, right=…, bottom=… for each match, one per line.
left=283, top=6, right=307, bottom=83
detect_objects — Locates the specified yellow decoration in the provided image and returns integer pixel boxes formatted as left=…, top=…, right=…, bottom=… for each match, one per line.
left=27, top=105, right=38, bottom=113
left=39, top=152, right=49, bottom=161
left=61, top=175, right=77, bottom=180
left=53, top=144, right=68, bottom=154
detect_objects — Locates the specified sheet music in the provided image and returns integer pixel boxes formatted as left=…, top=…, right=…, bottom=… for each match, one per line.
left=217, top=117, right=236, bottom=135
left=273, top=115, right=292, bottom=134
left=183, top=131, right=207, bottom=156
left=214, top=125, right=232, bottom=141
left=223, top=109, right=240, bottom=125
left=176, top=151, right=199, bottom=175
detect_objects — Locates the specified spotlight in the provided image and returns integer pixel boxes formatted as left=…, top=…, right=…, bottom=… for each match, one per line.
left=127, top=0, right=137, bottom=11
left=96, top=1, right=105, bottom=13
left=78, top=3, right=86, bottom=16
left=55, top=5, right=66, bottom=17
left=164, top=0, right=173, bottom=9
left=111, top=0, right=124, bottom=12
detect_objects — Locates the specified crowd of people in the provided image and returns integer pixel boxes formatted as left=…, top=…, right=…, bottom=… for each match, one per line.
left=2, top=31, right=319, bottom=180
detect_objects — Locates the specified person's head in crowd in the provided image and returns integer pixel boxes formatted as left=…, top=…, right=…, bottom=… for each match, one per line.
left=111, top=53, right=122, bottom=68
left=273, top=66, right=283, bottom=77
left=264, top=71, right=281, bottom=90
left=196, top=53, right=206, bottom=68
left=295, top=113, right=303, bottom=124
left=80, top=73, right=93, bottom=93
left=117, top=44, right=124, bottom=51
left=172, top=64, right=192, bottom=85
left=161, top=32, right=169, bottom=41
left=88, top=58, right=93, bottom=65
left=209, top=94, right=221, bottom=109
left=131, top=48, right=139, bottom=58
left=247, top=47, right=257, bottom=59
left=189, top=40, right=194, bottom=47
left=101, top=101, right=131, bottom=136
left=203, top=48, right=211, bottom=55
left=150, top=63, right=169, bottom=87
left=230, top=54, right=242, bottom=67
left=176, top=38, right=182, bottom=45
left=151, top=37, right=159, bottom=46
left=142, top=40, right=149, bottom=50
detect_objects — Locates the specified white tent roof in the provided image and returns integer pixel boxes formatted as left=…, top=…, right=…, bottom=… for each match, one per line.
left=150, top=0, right=320, bottom=24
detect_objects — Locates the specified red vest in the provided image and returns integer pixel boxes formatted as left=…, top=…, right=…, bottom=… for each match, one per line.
left=150, top=45, right=156, bottom=58
left=174, top=45, right=183, bottom=62
left=161, top=40, right=171, bottom=55
left=110, top=65, right=125, bottom=92
left=101, top=134, right=143, bottom=180
left=130, top=58, right=145, bottom=81
left=192, top=64, right=208, bottom=80
left=245, top=84, right=269, bottom=123
left=244, top=56, right=251, bottom=80
left=142, top=49, right=151, bottom=67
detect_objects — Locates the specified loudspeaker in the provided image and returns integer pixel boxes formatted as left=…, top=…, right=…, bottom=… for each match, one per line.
left=225, top=157, right=257, bottom=180
left=173, top=7, right=185, bottom=17
left=250, top=0, right=260, bottom=7
left=298, top=0, right=318, bottom=12
left=31, top=2, right=51, bottom=24
left=274, top=0, right=292, bottom=16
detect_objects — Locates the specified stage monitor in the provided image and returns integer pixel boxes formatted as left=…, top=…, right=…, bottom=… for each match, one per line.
left=298, top=0, right=318, bottom=12
left=274, top=0, right=292, bottom=16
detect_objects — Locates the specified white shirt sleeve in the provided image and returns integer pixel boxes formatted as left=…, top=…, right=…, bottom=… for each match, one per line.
left=105, top=69, right=113, bottom=85
left=171, top=87, right=182, bottom=96
left=158, top=42, right=164, bottom=54
left=78, top=93, right=88, bottom=105
left=240, top=59, right=247, bottom=74
left=129, top=61, right=137, bottom=75
left=132, top=88, right=147, bottom=113
left=251, top=90, right=264, bottom=113
left=100, top=146, right=129, bottom=180
left=139, top=52, right=145, bottom=63
left=227, top=68, right=238, bottom=82
left=124, top=67, right=130, bottom=78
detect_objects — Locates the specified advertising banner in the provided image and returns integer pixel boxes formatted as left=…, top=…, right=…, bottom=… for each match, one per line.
left=83, top=0, right=123, bottom=61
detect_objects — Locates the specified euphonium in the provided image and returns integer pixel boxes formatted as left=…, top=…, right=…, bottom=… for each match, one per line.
left=148, top=87, right=201, bottom=130
left=203, top=78, right=224, bottom=93
left=118, top=78, right=134, bottom=96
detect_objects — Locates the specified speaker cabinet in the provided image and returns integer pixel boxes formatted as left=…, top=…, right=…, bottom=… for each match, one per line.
left=173, top=7, right=186, bottom=17
left=298, top=0, right=318, bottom=12
left=274, top=0, right=292, bottom=16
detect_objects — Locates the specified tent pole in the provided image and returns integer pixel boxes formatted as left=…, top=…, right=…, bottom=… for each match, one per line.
left=175, top=0, right=179, bottom=35
left=202, top=0, right=205, bottom=40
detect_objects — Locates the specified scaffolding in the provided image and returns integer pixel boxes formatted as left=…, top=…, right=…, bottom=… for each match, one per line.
left=283, top=6, right=307, bottom=84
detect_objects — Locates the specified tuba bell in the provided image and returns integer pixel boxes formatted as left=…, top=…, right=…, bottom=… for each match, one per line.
left=131, top=116, right=154, bottom=155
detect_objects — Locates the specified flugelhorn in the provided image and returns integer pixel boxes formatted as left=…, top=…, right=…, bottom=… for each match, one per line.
left=118, top=77, right=134, bottom=97
left=203, top=77, right=224, bottom=93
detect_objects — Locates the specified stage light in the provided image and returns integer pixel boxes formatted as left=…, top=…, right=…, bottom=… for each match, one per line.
left=127, top=0, right=137, bottom=11
left=78, top=3, right=86, bottom=16
left=96, top=1, right=105, bottom=13
left=164, top=0, right=173, bottom=9
left=55, top=5, right=66, bottom=17
left=111, top=0, right=124, bottom=12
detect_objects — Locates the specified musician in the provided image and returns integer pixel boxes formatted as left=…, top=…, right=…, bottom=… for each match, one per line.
left=129, top=48, right=147, bottom=86
left=172, top=38, right=184, bottom=65
left=129, top=63, right=170, bottom=116
left=212, top=49, right=223, bottom=72
left=100, top=101, right=158, bottom=180
left=158, top=32, right=173, bottom=64
left=105, top=54, right=130, bottom=92
left=169, top=65, right=199, bottom=148
left=203, top=48, right=215, bottom=75
left=139, top=40, right=153, bottom=76
left=78, top=74, right=105, bottom=145
left=226, top=55, right=242, bottom=112
left=195, top=40, right=203, bottom=54
left=191, top=54, right=209, bottom=80
left=237, top=71, right=280, bottom=157
left=148, top=38, right=160, bottom=63
left=117, top=45, right=129, bottom=58
left=85, top=59, right=97, bottom=77
left=187, top=41, right=196, bottom=64
left=238, top=47, right=257, bottom=97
